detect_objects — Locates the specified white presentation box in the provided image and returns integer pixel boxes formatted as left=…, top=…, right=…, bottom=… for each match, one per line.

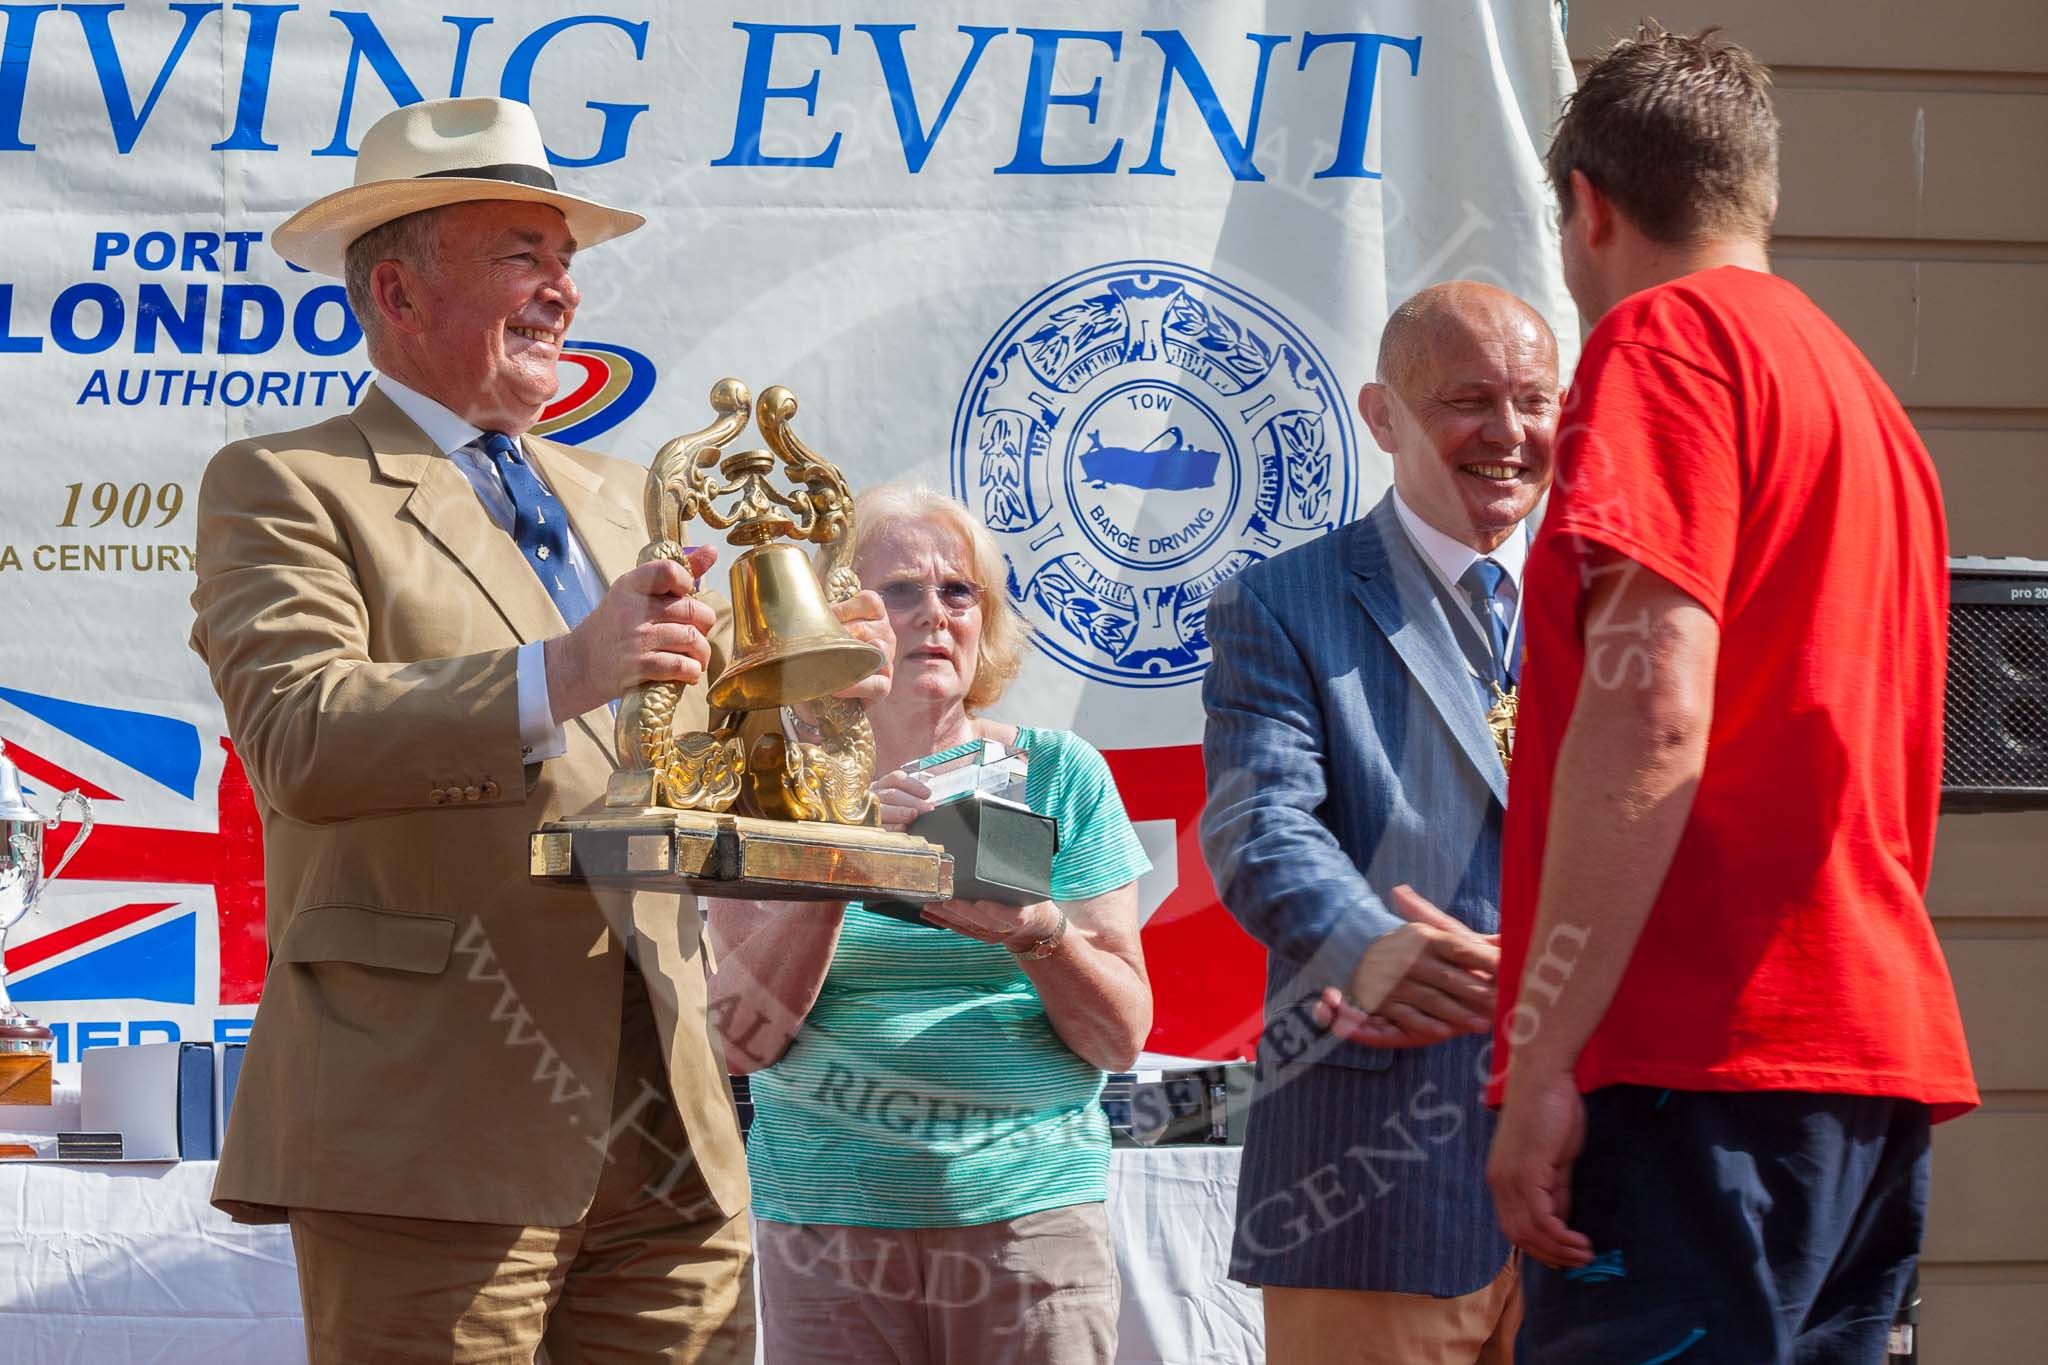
left=80, top=1041, right=216, bottom=1160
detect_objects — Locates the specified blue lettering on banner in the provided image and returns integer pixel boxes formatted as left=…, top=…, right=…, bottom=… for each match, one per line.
left=52, top=282, right=122, bottom=353
left=442, top=13, right=491, bottom=98
left=0, top=229, right=653, bottom=432
left=713, top=22, right=845, bottom=168
left=312, top=8, right=427, bottom=157
left=218, top=283, right=284, bottom=354
left=0, top=4, right=55, bottom=152
left=41, top=1017, right=250, bottom=1061
left=498, top=16, right=649, bottom=168
left=857, top=22, right=1004, bottom=174
left=0, top=4, right=650, bottom=164
left=213, top=3, right=298, bottom=152
left=1300, top=31, right=1424, bottom=180
left=1130, top=31, right=1290, bottom=180
left=127, top=1018, right=179, bottom=1045
left=996, top=27, right=1125, bottom=176
left=0, top=11, right=1420, bottom=178
left=0, top=283, right=40, bottom=352
left=71, top=1, right=218, bottom=153
left=136, top=283, right=205, bottom=353
left=75, top=1019, right=122, bottom=1056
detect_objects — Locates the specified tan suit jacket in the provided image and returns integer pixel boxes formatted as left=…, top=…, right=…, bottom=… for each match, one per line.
left=189, top=386, right=747, bottom=1226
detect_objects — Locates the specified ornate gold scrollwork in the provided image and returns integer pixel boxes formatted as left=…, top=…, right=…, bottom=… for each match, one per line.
left=613, top=379, right=752, bottom=813
left=607, top=380, right=880, bottom=825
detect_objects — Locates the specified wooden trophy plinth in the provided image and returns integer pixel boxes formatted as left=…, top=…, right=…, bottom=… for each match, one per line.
left=0, top=1032, right=55, bottom=1107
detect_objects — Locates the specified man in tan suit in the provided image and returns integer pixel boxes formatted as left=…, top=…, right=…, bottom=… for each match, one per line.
left=190, top=98, right=865, bottom=1363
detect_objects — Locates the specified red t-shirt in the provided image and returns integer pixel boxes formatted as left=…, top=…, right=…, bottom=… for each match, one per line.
left=1490, top=267, right=1977, bottom=1120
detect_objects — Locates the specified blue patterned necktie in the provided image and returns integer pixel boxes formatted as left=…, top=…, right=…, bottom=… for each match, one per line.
left=1459, top=557, right=1515, bottom=693
left=478, top=431, right=593, bottom=628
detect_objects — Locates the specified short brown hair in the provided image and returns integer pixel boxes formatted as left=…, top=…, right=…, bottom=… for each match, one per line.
left=342, top=207, right=444, bottom=352
left=1547, top=23, right=1779, bottom=243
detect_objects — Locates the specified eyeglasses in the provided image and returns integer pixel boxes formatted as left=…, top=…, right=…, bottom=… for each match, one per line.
left=874, top=579, right=986, bottom=615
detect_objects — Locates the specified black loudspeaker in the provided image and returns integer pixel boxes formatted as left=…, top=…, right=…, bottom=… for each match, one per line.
left=1945, top=556, right=2048, bottom=812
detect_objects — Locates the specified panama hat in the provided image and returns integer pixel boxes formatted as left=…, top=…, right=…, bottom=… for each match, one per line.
left=271, top=97, right=644, bottom=277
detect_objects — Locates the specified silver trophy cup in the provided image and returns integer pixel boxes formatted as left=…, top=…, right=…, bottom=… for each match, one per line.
left=0, top=742, right=94, bottom=1053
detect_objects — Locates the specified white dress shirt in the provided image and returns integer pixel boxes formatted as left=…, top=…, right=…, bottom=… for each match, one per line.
left=376, top=375, right=605, bottom=763
left=1390, top=488, right=1528, bottom=677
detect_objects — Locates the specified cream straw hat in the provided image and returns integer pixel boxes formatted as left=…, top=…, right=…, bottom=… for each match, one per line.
left=271, top=97, right=644, bottom=277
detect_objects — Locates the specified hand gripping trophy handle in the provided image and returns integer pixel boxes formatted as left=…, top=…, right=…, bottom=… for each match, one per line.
left=534, top=380, right=949, bottom=906
left=604, top=379, right=885, bottom=821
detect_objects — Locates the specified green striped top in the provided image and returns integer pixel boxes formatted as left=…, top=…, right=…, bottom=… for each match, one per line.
left=745, top=726, right=1151, bottom=1228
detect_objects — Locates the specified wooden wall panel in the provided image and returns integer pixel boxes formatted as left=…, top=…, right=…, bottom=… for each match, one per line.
left=1566, top=2, right=2048, bottom=73
left=1774, top=87, right=2048, bottom=242
left=1924, top=1109, right=2048, bottom=1262
left=1936, top=938, right=2048, bottom=1091
left=1931, top=811, right=2048, bottom=917
left=1923, top=429, right=2048, bottom=557
left=1775, top=258, right=2048, bottom=409
left=1916, top=1275, right=2048, bottom=1364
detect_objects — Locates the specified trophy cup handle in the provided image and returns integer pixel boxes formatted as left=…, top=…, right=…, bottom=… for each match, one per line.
left=27, top=790, right=94, bottom=913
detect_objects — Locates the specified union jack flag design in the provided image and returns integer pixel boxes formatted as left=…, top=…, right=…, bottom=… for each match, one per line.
left=0, top=686, right=264, bottom=1059
left=0, top=686, right=1265, bottom=1064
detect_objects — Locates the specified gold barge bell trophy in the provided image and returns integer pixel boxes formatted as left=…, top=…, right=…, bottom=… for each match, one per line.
left=530, top=380, right=954, bottom=903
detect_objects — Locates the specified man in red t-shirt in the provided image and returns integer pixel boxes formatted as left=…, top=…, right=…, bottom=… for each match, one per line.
left=1482, top=25, right=1978, bottom=1364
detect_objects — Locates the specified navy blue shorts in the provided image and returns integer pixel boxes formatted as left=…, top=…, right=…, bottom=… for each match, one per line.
left=1516, top=1086, right=1929, bottom=1364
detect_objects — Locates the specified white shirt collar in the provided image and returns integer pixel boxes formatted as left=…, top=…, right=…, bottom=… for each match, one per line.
left=375, top=374, right=487, bottom=458
left=1391, top=488, right=1529, bottom=594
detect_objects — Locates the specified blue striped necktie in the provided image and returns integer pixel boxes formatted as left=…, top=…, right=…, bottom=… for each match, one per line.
left=478, top=431, right=593, bottom=628
left=1459, top=557, right=1515, bottom=694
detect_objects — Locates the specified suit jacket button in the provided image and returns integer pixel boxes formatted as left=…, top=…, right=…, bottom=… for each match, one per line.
left=429, top=788, right=447, bottom=805
left=464, top=785, right=481, bottom=802
left=481, top=780, right=501, bottom=800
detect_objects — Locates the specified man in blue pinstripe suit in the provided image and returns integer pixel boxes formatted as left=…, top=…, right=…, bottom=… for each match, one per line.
left=1201, top=282, right=1560, bottom=1363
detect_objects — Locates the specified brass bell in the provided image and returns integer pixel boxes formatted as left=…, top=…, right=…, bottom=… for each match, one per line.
left=709, top=541, right=884, bottom=712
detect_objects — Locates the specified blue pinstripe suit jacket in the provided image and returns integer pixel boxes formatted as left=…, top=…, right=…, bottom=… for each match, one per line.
left=1200, top=492, right=1515, bottom=1295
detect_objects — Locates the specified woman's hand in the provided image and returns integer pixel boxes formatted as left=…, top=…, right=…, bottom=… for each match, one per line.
left=830, top=589, right=894, bottom=704
left=870, top=769, right=934, bottom=833
left=922, top=897, right=1062, bottom=950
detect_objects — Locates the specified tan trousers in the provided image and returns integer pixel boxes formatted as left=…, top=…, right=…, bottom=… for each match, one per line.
left=1263, top=1254, right=1522, bottom=1365
left=755, top=1201, right=1120, bottom=1365
left=288, top=967, right=753, bottom=1364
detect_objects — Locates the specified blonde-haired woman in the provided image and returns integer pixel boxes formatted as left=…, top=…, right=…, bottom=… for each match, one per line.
left=707, top=482, right=1152, bottom=1364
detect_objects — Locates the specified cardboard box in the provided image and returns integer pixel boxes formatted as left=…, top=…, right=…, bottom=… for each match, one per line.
left=80, top=1042, right=216, bottom=1160
left=864, top=794, right=1058, bottom=927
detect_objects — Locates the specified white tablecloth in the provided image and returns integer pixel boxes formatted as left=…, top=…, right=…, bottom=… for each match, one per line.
left=0, top=1148, right=1261, bottom=1365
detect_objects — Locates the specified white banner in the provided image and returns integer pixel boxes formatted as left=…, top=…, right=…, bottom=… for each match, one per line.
left=0, top=1, right=1574, bottom=1064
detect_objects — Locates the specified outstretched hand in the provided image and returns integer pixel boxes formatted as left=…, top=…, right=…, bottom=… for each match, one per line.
left=1317, top=885, right=1499, bottom=1048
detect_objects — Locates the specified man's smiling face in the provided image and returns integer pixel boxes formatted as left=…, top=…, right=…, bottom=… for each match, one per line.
left=1360, top=284, right=1560, bottom=553
left=407, top=199, right=581, bottom=433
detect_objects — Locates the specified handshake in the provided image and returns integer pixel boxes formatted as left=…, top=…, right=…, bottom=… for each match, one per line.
left=1313, top=885, right=1499, bottom=1049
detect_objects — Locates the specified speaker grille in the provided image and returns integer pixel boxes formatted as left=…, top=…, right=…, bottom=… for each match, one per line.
left=1946, top=604, right=2048, bottom=786
left=1944, top=559, right=2048, bottom=811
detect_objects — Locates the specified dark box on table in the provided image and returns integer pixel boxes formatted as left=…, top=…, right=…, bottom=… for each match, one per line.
left=862, top=794, right=1058, bottom=927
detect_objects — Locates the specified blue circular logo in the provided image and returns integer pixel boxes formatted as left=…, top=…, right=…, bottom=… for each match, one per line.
left=953, top=261, right=1357, bottom=686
